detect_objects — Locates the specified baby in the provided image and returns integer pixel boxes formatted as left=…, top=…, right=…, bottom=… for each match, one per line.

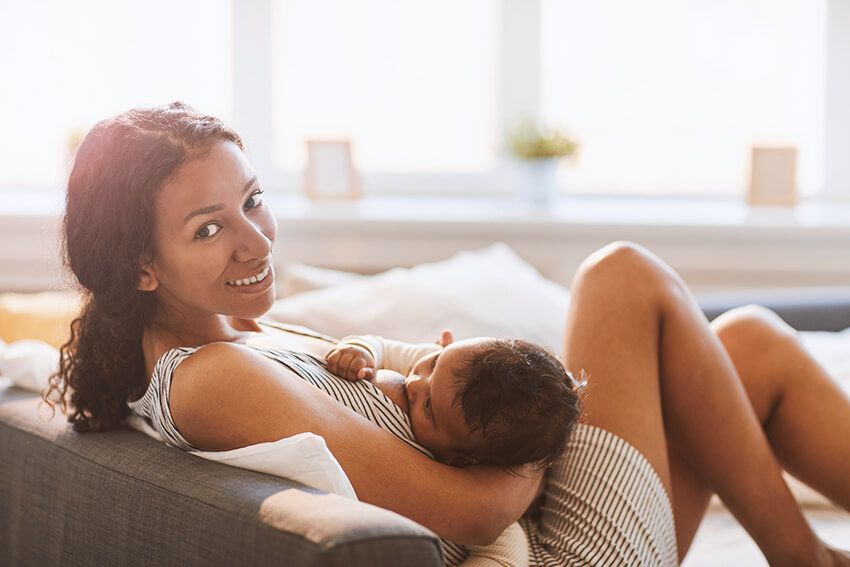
left=325, top=330, right=582, bottom=470
left=326, top=330, right=582, bottom=567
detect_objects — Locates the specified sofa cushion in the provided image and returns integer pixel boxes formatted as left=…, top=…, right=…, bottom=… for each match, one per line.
left=0, top=391, right=442, bottom=567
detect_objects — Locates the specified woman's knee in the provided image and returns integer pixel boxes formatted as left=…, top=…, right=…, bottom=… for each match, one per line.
left=574, top=241, right=685, bottom=299
left=712, top=305, right=800, bottom=369
left=711, top=305, right=803, bottom=412
left=712, top=304, right=798, bottom=343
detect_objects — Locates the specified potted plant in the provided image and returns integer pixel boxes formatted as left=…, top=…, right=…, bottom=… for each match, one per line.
left=508, top=122, right=578, bottom=205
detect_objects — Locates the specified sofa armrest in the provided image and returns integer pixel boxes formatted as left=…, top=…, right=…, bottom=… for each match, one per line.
left=0, top=391, right=443, bottom=567
left=697, top=286, right=850, bottom=332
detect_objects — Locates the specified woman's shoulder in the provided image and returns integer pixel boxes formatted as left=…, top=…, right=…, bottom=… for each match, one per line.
left=173, top=341, right=280, bottom=393
left=167, top=341, right=307, bottom=450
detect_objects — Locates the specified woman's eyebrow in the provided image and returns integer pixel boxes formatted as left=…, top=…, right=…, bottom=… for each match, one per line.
left=184, top=204, right=223, bottom=224
left=183, top=176, right=258, bottom=225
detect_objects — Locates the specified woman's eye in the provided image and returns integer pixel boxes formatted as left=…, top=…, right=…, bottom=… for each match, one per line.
left=244, top=189, right=264, bottom=212
left=195, top=223, right=221, bottom=240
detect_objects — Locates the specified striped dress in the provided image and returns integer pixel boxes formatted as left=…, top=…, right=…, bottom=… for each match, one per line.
left=128, top=333, right=677, bottom=567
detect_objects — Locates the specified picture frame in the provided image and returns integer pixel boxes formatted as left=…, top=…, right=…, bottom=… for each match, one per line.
left=303, top=139, right=362, bottom=200
left=748, top=146, right=798, bottom=206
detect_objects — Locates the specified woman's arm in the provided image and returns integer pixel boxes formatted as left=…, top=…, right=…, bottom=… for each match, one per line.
left=168, top=342, right=542, bottom=545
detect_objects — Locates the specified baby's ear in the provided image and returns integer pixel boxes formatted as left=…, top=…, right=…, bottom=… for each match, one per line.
left=437, top=329, right=454, bottom=347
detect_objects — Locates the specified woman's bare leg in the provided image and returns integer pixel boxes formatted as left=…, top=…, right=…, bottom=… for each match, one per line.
left=562, top=242, right=846, bottom=566
left=711, top=305, right=850, bottom=511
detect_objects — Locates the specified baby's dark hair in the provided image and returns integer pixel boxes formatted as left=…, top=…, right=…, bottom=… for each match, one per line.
left=452, top=338, right=582, bottom=469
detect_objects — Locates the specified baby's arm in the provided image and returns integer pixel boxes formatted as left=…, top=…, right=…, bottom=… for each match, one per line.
left=460, top=521, right=529, bottom=567
left=326, top=335, right=440, bottom=379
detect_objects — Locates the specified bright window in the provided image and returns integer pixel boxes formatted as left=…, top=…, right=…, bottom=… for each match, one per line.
left=270, top=0, right=500, bottom=175
left=541, top=0, right=826, bottom=196
left=2, top=0, right=844, bottom=199
left=0, top=0, right=232, bottom=190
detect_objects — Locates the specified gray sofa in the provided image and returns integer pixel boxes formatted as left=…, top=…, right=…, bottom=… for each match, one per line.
left=2, top=288, right=849, bottom=567
left=0, top=388, right=442, bottom=567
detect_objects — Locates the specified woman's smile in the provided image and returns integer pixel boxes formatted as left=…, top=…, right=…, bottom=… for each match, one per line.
left=226, top=265, right=273, bottom=290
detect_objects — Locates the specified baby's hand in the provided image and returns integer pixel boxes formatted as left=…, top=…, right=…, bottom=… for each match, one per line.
left=325, top=344, right=376, bottom=381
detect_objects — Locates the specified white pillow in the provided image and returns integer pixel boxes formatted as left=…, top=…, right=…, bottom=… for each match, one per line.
left=195, top=433, right=357, bottom=500
left=124, top=415, right=356, bottom=499
left=266, top=243, right=571, bottom=357
left=276, top=263, right=366, bottom=297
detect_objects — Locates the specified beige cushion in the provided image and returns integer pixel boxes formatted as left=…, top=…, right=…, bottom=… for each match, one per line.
left=0, top=291, right=81, bottom=349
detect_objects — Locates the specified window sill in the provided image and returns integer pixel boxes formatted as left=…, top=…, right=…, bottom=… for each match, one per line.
left=2, top=191, right=849, bottom=292
left=264, top=194, right=850, bottom=291
left=3, top=190, right=849, bottom=229
left=269, top=193, right=850, bottom=231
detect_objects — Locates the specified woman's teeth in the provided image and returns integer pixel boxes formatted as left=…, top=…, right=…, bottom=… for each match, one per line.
left=228, top=266, right=270, bottom=287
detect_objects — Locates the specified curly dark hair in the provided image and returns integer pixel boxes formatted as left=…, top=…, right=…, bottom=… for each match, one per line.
left=42, top=102, right=242, bottom=432
left=452, top=338, right=583, bottom=469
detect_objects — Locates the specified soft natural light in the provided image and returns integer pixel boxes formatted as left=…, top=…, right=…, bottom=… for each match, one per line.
left=270, top=0, right=500, bottom=174
left=0, top=0, right=232, bottom=190
left=0, top=0, right=838, bottom=198
left=541, top=0, right=825, bottom=196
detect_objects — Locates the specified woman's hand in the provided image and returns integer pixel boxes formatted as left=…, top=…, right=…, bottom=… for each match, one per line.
left=326, top=344, right=376, bottom=380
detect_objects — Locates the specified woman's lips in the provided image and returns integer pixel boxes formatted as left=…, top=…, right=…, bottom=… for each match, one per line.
left=226, top=265, right=273, bottom=292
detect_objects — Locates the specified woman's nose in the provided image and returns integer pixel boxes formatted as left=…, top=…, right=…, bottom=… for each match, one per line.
left=233, top=219, right=273, bottom=262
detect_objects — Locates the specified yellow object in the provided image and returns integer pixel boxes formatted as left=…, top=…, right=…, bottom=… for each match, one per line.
left=0, top=291, right=82, bottom=349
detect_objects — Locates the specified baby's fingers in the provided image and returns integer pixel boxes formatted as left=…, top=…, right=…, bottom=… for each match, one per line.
left=325, top=348, right=344, bottom=375
left=339, top=351, right=372, bottom=381
left=325, top=345, right=375, bottom=380
left=334, top=351, right=360, bottom=380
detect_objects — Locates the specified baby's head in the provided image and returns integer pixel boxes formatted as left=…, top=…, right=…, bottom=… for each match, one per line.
left=404, top=337, right=582, bottom=469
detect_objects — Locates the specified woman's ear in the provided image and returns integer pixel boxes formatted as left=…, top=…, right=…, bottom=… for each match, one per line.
left=137, top=257, right=158, bottom=292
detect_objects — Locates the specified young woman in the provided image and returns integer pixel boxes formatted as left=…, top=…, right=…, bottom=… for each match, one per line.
left=46, top=103, right=850, bottom=567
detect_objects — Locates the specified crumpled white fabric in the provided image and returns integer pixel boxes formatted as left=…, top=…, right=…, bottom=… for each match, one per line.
left=196, top=433, right=357, bottom=499
left=0, top=338, right=59, bottom=392
left=123, top=413, right=356, bottom=499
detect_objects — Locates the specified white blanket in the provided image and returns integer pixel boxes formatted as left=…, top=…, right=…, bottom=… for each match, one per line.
left=122, top=413, right=357, bottom=499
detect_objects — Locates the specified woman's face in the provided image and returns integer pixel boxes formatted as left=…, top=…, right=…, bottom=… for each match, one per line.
left=140, top=141, right=277, bottom=322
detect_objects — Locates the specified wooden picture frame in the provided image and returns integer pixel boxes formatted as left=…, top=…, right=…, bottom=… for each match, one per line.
left=304, top=139, right=362, bottom=200
left=748, top=146, right=798, bottom=206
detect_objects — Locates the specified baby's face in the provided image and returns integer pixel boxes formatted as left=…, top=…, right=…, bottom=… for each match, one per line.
left=404, top=338, right=487, bottom=466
